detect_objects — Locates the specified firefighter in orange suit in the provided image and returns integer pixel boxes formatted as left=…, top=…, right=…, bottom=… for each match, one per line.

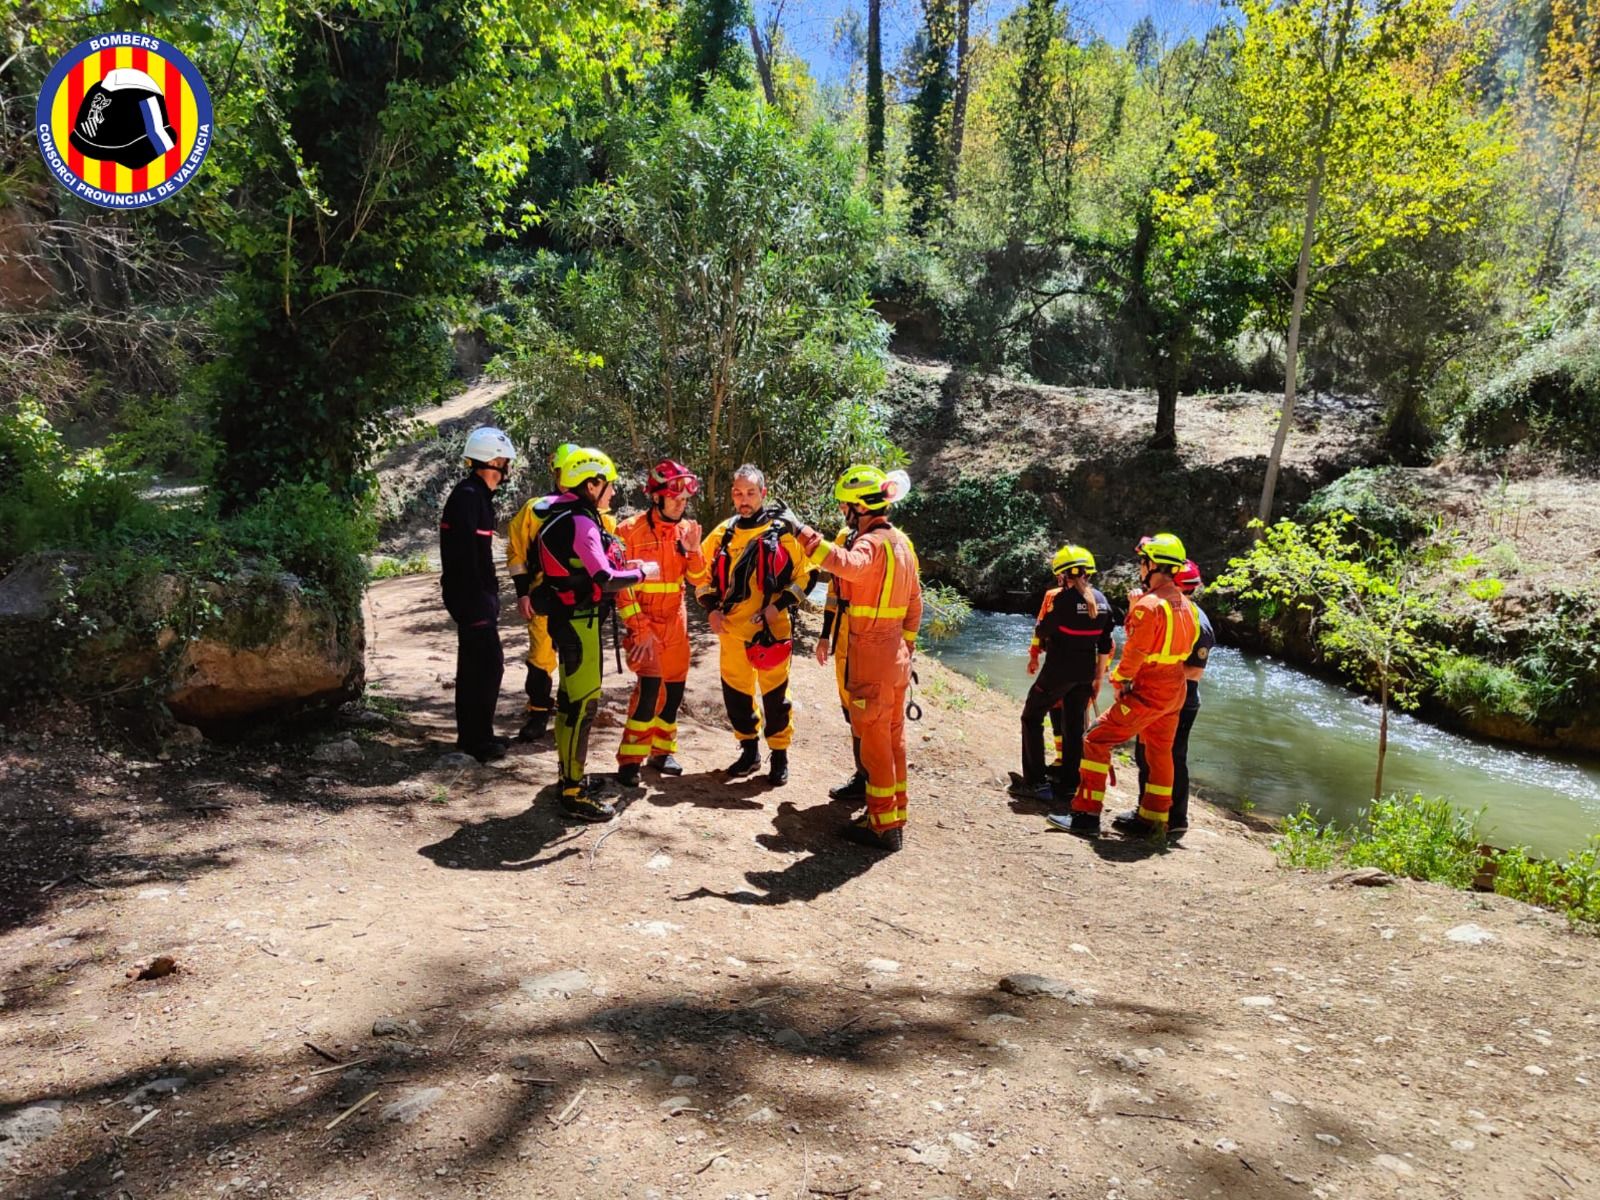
left=1047, top=532, right=1198, bottom=840
left=799, top=466, right=923, bottom=853
left=614, top=460, right=709, bottom=787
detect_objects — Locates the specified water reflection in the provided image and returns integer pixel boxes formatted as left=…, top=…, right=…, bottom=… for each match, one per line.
left=927, top=610, right=1600, bottom=857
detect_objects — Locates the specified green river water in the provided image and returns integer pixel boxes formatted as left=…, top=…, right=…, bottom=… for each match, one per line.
left=926, top=609, right=1600, bottom=858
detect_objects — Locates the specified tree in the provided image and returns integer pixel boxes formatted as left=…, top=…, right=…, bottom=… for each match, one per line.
left=1217, top=515, right=1440, bottom=800
left=947, top=0, right=973, bottom=205
left=500, top=86, right=891, bottom=516
left=1219, top=0, right=1505, bottom=525
left=676, top=0, right=753, bottom=100
left=1535, top=0, right=1600, bottom=278
left=867, top=0, right=885, bottom=200
left=207, top=0, right=664, bottom=509
left=905, top=0, right=957, bottom=235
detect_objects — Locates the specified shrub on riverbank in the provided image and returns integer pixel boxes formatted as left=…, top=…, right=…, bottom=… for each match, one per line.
left=1275, top=796, right=1600, bottom=929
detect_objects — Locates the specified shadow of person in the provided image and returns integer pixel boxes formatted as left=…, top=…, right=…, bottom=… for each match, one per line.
left=1086, top=832, right=1173, bottom=863
left=418, top=787, right=587, bottom=871
left=645, top=771, right=766, bottom=811
left=676, top=800, right=879, bottom=906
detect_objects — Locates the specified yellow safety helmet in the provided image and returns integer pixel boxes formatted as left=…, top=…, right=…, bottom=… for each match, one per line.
left=1138, top=531, right=1187, bottom=569
left=1050, top=544, right=1096, bottom=575
left=548, top=442, right=580, bottom=474
left=557, top=447, right=617, bottom=491
left=834, top=464, right=892, bottom=510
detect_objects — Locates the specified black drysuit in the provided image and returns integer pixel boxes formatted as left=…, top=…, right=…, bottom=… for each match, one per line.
left=1021, top=584, right=1114, bottom=787
left=440, top=473, right=503, bottom=751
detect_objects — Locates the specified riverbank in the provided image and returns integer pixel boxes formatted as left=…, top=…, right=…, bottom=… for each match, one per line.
left=2, top=573, right=1596, bottom=1199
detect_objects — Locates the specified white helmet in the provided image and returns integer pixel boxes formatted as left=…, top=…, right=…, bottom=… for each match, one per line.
left=462, top=426, right=516, bottom=467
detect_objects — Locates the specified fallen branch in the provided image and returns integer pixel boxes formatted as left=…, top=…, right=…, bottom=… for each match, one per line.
left=695, top=1147, right=730, bottom=1174
left=1544, top=1162, right=1576, bottom=1191
left=588, top=820, right=623, bottom=867
left=124, top=1109, right=160, bottom=1138
left=869, top=915, right=928, bottom=941
left=325, top=1090, right=379, bottom=1131
left=553, top=1086, right=588, bottom=1126
left=304, top=1041, right=340, bottom=1064
left=309, top=1059, right=370, bottom=1077
left=808, top=1186, right=861, bottom=1198
left=514, top=1077, right=556, bottom=1086
left=1113, top=1111, right=1195, bottom=1124
left=584, top=1037, right=610, bottom=1064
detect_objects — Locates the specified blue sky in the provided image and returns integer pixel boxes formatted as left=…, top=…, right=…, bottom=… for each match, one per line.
left=758, top=0, right=1228, bottom=87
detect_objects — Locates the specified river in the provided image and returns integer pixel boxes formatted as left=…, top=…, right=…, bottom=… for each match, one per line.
left=926, top=609, right=1600, bottom=858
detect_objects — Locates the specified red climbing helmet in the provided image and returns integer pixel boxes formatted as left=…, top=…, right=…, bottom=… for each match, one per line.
left=646, top=459, right=700, bottom=498
left=1174, top=559, right=1203, bottom=593
left=744, top=626, right=793, bottom=671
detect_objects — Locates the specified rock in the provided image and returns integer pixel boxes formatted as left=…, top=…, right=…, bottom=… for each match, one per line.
left=1445, top=924, right=1496, bottom=946
left=670, top=1075, right=699, bottom=1089
left=341, top=705, right=390, bottom=728
left=1372, top=1154, right=1415, bottom=1178
left=658, top=1096, right=692, bottom=1113
left=905, top=1141, right=952, bottom=1168
left=997, top=974, right=1092, bottom=1004
left=0, top=1101, right=63, bottom=1163
left=1238, top=995, right=1276, bottom=1007
left=1269, top=1090, right=1299, bottom=1106
left=1315, top=1134, right=1342, bottom=1148
left=633, top=921, right=681, bottom=937
left=165, top=572, right=364, bottom=725
left=1450, top=1138, right=1476, bottom=1151
left=165, top=723, right=204, bottom=750
left=372, top=1017, right=421, bottom=1038
left=519, top=969, right=592, bottom=1000
left=1524, top=1064, right=1548, bottom=1077
left=864, top=958, right=900, bottom=974
left=312, top=738, right=362, bottom=764
left=125, top=1076, right=187, bottom=1105
left=435, top=752, right=477, bottom=769
left=1330, top=867, right=1395, bottom=888
left=1213, top=1138, right=1240, bottom=1154
left=379, top=1087, right=445, bottom=1124
left=772, top=1028, right=808, bottom=1051
left=946, top=1132, right=980, bottom=1155
left=744, top=1107, right=776, bottom=1124
left=984, top=1013, right=1027, bottom=1025
left=646, top=853, right=673, bottom=871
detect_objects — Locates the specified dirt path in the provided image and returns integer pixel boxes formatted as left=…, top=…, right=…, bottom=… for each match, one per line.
left=3, top=575, right=1598, bottom=1200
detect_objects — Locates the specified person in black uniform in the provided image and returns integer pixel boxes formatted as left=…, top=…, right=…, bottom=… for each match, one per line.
left=439, top=426, right=517, bottom=762
left=1009, top=544, right=1113, bottom=803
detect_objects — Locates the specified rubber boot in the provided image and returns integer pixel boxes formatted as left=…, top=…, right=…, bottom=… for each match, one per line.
left=616, top=763, right=642, bottom=788
left=517, top=709, right=549, bottom=742
left=767, top=748, right=789, bottom=786
left=841, top=816, right=903, bottom=853
left=724, top=741, right=761, bottom=778
left=829, top=771, right=868, bottom=803
left=648, top=754, right=684, bottom=776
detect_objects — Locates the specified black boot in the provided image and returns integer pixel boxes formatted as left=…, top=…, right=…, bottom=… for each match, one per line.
left=841, top=816, right=903, bottom=853
left=1112, top=811, right=1168, bottom=841
left=724, top=741, right=761, bottom=778
left=829, top=771, right=868, bottom=803
left=648, top=753, right=683, bottom=776
left=616, top=763, right=642, bottom=788
left=1007, top=771, right=1053, bottom=802
left=1046, top=811, right=1100, bottom=838
left=767, top=748, right=789, bottom=786
left=458, top=740, right=507, bottom=763
left=517, top=710, right=549, bottom=742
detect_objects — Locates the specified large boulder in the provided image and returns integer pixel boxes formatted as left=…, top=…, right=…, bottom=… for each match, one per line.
left=165, top=573, right=363, bottom=725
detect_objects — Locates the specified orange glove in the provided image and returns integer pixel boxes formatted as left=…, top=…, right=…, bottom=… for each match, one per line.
left=1026, top=648, right=1040, bottom=676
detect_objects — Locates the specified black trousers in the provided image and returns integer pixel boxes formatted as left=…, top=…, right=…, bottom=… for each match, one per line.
left=1021, top=669, right=1095, bottom=786
left=454, top=620, right=504, bottom=750
left=1137, top=701, right=1199, bottom=826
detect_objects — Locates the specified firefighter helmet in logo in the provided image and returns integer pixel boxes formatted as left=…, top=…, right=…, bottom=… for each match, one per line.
left=69, top=67, right=177, bottom=169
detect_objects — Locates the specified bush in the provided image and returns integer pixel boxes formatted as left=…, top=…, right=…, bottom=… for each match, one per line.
left=896, top=474, right=1053, bottom=602
left=1515, top=591, right=1600, bottom=727
left=1272, top=794, right=1482, bottom=889
left=1430, top=652, right=1534, bottom=721
left=1494, top=838, right=1600, bottom=928
left=1460, top=319, right=1600, bottom=463
left=920, top=583, right=973, bottom=643
left=1299, top=468, right=1429, bottom=544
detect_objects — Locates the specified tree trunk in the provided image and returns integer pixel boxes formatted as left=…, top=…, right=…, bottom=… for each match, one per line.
left=867, top=0, right=885, bottom=202
left=1373, top=677, right=1389, bottom=800
left=1151, top=356, right=1179, bottom=451
left=1257, top=0, right=1354, bottom=530
left=946, top=0, right=971, bottom=206
left=748, top=19, right=777, bottom=105
left=1538, top=65, right=1596, bottom=283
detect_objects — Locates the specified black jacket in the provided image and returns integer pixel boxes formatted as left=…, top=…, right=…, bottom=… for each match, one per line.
left=1035, top=585, right=1114, bottom=680
left=440, top=473, right=499, bottom=625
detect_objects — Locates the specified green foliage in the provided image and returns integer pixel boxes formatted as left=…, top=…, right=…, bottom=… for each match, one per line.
left=1273, top=795, right=1482, bottom=889
left=1514, top=590, right=1600, bottom=726
left=104, top=390, right=220, bottom=479
left=498, top=84, right=891, bottom=517
left=371, top=553, right=434, bottom=580
left=1299, top=468, right=1429, bottom=543
left=1460, top=318, right=1600, bottom=462
left=672, top=0, right=753, bottom=98
left=1494, top=838, right=1600, bottom=928
left=895, top=474, right=1052, bottom=600
left=904, top=0, right=957, bottom=235
left=1430, top=652, right=1534, bottom=721
left=919, top=582, right=973, bottom=642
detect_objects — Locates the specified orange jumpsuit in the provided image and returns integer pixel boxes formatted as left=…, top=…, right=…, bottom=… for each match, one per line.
left=812, top=517, right=923, bottom=834
left=1071, top=583, right=1198, bottom=825
left=614, top=510, right=708, bottom=766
